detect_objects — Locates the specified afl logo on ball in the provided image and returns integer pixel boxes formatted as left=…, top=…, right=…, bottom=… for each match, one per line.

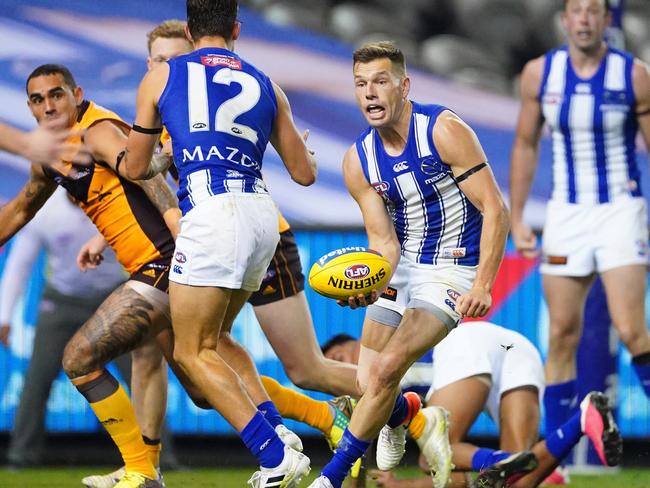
left=344, top=264, right=370, bottom=280
left=175, top=251, right=187, bottom=264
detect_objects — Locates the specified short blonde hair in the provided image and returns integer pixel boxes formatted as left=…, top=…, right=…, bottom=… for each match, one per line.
left=353, top=41, right=406, bottom=77
left=147, top=20, right=188, bottom=54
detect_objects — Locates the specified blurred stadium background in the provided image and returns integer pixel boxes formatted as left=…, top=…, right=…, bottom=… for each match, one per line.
left=0, top=0, right=649, bottom=482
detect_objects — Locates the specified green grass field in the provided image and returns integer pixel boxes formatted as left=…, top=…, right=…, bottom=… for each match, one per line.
left=0, top=467, right=649, bottom=487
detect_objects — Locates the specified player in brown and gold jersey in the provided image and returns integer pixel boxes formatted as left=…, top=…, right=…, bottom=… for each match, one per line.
left=0, top=63, right=196, bottom=488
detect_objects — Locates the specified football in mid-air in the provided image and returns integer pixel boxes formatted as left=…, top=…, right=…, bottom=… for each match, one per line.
left=308, top=247, right=392, bottom=300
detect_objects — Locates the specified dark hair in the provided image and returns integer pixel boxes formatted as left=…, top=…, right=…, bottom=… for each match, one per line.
left=563, top=0, right=610, bottom=11
left=187, top=0, right=238, bottom=42
left=353, top=40, right=406, bottom=77
left=26, top=64, right=77, bottom=93
left=321, top=333, right=357, bottom=355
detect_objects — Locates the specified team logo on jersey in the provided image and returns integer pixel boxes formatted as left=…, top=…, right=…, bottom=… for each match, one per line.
left=174, top=251, right=187, bottom=264
left=344, top=264, right=370, bottom=280
left=393, top=161, right=409, bottom=172
left=200, top=55, right=242, bottom=70
left=227, top=169, right=243, bottom=178
left=420, top=157, right=449, bottom=176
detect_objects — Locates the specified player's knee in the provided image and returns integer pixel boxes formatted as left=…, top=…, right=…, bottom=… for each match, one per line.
left=62, top=341, right=93, bottom=378
left=548, top=324, right=580, bottom=354
left=617, top=324, right=648, bottom=352
left=284, top=365, right=316, bottom=390
left=370, top=352, right=402, bottom=391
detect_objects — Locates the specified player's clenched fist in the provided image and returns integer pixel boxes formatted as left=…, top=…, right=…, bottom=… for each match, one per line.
left=456, top=287, right=491, bottom=318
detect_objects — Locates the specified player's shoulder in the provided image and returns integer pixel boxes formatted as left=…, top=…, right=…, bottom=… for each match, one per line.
left=632, top=57, right=650, bottom=87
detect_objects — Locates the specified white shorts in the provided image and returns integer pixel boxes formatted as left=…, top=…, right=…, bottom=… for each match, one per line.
left=367, top=256, right=476, bottom=332
left=428, top=322, right=545, bottom=427
left=541, top=197, right=649, bottom=276
left=170, top=193, right=279, bottom=291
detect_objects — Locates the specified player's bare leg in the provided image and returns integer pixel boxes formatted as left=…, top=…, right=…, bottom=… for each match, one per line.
left=63, top=284, right=170, bottom=484
left=169, top=283, right=257, bottom=429
left=352, top=310, right=446, bottom=437
left=542, top=274, right=593, bottom=383
left=255, top=292, right=358, bottom=396
left=499, top=387, right=540, bottom=452
left=217, top=295, right=303, bottom=451
left=131, top=340, right=167, bottom=465
left=601, top=264, right=650, bottom=355
left=170, top=282, right=310, bottom=485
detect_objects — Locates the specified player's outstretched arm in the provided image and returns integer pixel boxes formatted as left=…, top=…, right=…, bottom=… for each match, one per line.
left=633, top=59, right=650, bottom=151
left=0, top=119, right=90, bottom=166
left=509, top=56, right=545, bottom=258
left=435, top=112, right=510, bottom=318
left=269, top=82, right=317, bottom=186
left=343, top=145, right=400, bottom=306
left=0, top=164, right=56, bottom=247
left=123, top=64, right=169, bottom=180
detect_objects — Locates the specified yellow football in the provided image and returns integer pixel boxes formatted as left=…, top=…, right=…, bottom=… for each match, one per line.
left=308, top=247, right=392, bottom=300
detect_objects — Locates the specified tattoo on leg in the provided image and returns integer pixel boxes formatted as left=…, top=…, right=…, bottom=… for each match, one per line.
left=64, top=284, right=159, bottom=378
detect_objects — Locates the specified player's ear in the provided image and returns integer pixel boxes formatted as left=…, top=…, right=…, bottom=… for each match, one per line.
left=232, top=20, right=241, bottom=41
left=184, top=24, right=193, bottom=44
left=401, top=76, right=410, bottom=100
left=73, top=86, right=84, bottom=105
left=147, top=56, right=154, bottom=72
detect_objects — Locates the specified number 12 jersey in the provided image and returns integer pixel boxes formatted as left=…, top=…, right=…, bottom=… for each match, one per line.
left=159, top=47, right=278, bottom=215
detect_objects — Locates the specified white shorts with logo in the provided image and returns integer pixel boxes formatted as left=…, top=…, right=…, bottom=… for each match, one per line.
left=541, top=197, right=649, bottom=276
left=367, top=256, right=476, bottom=332
left=170, top=193, right=279, bottom=291
left=427, top=322, right=545, bottom=427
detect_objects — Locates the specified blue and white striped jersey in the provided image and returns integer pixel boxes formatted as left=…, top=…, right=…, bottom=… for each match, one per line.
left=539, top=46, right=639, bottom=205
left=355, top=102, right=483, bottom=266
left=159, top=47, right=277, bottom=215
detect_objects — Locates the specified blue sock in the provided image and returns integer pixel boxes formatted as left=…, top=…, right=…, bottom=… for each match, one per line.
left=258, top=400, right=284, bottom=428
left=545, top=410, right=582, bottom=460
left=387, top=393, right=408, bottom=428
left=241, top=411, right=285, bottom=468
left=632, top=354, right=650, bottom=398
left=471, top=448, right=512, bottom=471
left=321, top=429, right=371, bottom=488
left=544, top=379, right=578, bottom=435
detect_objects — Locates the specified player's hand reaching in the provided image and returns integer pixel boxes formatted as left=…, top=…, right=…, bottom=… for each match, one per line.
left=25, top=116, right=92, bottom=166
left=369, top=469, right=399, bottom=487
left=337, top=290, right=379, bottom=309
left=456, top=286, right=491, bottom=318
left=77, top=234, right=110, bottom=271
left=511, top=221, right=540, bottom=259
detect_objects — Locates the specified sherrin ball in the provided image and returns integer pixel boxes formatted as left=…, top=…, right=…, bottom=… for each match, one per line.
left=308, top=247, right=391, bottom=300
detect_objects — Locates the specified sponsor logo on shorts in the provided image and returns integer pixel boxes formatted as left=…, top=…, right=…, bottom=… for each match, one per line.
left=637, top=239, right=648, bottom=257
left=200, top=54, right=242, bottom=70
left=327, top=268, right=386, bottom=291
left=172, top=265, right=183, bottom=275
left=446, top=289, right=460, bottom=301
left=381, top=286, right=397, bottom=302
left=444, top=299, right=456, bottom=311
left=344, top=264, right=370, bottom=280
left=442, top=247, right=466, bottom=258
left=544, top=255, right=568, bottom=265
left=175, top=251, right=187, bottom=264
